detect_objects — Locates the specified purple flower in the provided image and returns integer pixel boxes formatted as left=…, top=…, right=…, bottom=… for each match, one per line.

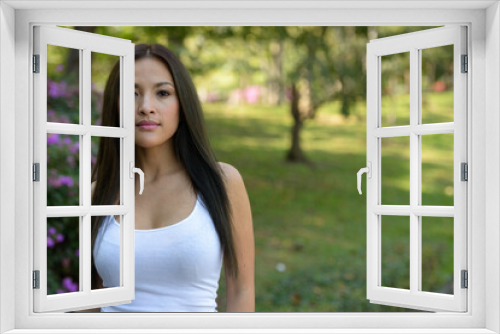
left=69, top=142, right=79, bottom=154
left=55, top=64, right=64, bottom=72
left=63, top=137, right=72, bottom=145
left=48, top=176, right=61, bottom=188
left=56, top=289, right=66, bottom=294
left=59, top=176, right=74, bottom=187
left=47, top=80, right=60, bottom=98
left=75, top=249, right=79, bottom=257
left=48, top=226, right=57, bottom=236
left=62, top=277, right=78, bottom=292
left=56, top=233, right=65, bottom=243
left=48, top=80, right=70, bottom=99
left=48, top=109, right=56, bottom=121
left=47, top=133, right=60, bottom=145
left=66, top=155, right=75, bottom=168
left=48, top=175, right=74, bottom=188
left=47, top=237, right=55, bottom=248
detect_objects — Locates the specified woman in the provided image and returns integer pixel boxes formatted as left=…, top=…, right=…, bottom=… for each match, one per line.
left=90, top=44, right=254, bottom=312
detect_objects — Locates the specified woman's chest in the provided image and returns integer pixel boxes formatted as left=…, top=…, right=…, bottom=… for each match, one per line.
left=115, top=183, right=197, bottom=230
left=97, top=201, right=222, bottom=287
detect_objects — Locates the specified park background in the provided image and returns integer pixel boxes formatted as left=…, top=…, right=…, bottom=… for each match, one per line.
left=45, top=26, right=455, bottom=312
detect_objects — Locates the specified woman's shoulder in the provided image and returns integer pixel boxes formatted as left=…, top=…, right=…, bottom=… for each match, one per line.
left=217, top=162, right=248, bottom=199
left=218, top=162, right=243, bottom=183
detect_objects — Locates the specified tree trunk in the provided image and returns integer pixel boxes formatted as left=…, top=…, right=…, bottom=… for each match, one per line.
left=275, top=40, right=285, bottom=105
left=341, top=84, right=350, bottom=118
left=286, top=83, right=308, bottom=163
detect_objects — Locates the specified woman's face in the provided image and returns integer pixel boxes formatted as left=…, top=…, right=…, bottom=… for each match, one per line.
left=134, top=57, right=180, bottom=149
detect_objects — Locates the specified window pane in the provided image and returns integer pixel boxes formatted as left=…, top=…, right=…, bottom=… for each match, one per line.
left=91, top=52, right=121, bottom=127
left=381, top=137, right=409, bottom=205
left=92, top=215, right=122, bottom=290
left=47, top=217, right=80, bottom=295
left=91, top=136, right=121, bottom=205
left=381, top=215, right=410, bottom=290
left=381, top=52, right=410, bottom=127
left=421, top=216, right=454, bottom=294
left=421, top=45, right=454, bottom=124
left=421, top=133, right=454, bottom=206
left=47, top=44, right=80, bottom=124
left=47, top=134, right=80, bottom=206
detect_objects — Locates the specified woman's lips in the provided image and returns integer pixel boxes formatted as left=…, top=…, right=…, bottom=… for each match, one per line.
left=137, top=124, right=159, bottom=130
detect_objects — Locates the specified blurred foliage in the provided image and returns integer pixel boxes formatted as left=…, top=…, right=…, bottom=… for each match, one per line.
left=47, top=26, right=455, bottom=311
left=46, top=44, right=105, bottom=295
left=206, top=100, right=453, bottom=312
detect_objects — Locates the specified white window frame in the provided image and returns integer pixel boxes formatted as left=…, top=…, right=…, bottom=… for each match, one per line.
left=33, top=25, right=136, bottom=313
left=366, top=26, right=468, bottom=312
left=1, top=1, right=499, bottom=333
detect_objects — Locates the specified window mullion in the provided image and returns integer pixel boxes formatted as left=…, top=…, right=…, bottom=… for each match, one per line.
left=82, top=47, right=92, bottom=294
left=409, top=47, right=420, bottom=294
left=122, top=52, right=135, bottom=293
left=78, top=48, right=84, bottom=291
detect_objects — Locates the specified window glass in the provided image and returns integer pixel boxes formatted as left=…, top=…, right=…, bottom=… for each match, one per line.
left=92, top=215, right=122, bottom=290
left=421, top=133, right=454, bottom=206
left=91, top=137, right=122, bottom=206
left=47, top=134, right=80, bottom=207
left=381, top=52, right=410, bottom=127
left=91, top=52, right=121, bottom=127
left=381, top=137, right=410, bottom=205
left=421, top=216, right=454, bottom=294
left=47, top=44, right=80, bottom=124
left=421, top=45, right=454, bottom=124
left=47, top=216, right=81, bottom=295
left=381, top=215, right=410, bottom=290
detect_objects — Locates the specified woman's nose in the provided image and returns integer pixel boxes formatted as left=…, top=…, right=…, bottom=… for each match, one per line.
left=138, top=95, right=156, bottom=114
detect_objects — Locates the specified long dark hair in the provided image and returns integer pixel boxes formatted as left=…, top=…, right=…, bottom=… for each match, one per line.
left=91, top=44, right=238, bottom=289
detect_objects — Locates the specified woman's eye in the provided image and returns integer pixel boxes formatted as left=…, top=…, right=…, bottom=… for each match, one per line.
left=134, top=92, right=139, bottom=98
left=158, top=90, right=170, bottom=97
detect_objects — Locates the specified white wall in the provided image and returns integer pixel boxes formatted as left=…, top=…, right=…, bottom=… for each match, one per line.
left=486, top=2, right=500, bottom=333
left=2, top=3, right=497, bottom=332
left=0, top=2, right=16, bottom=333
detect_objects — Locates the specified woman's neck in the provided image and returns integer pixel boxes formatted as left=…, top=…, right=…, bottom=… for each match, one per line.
left=135, top=141, right=183, bottom=183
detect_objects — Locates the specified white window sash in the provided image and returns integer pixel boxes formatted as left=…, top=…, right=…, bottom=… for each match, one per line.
left=32, top=25, right=136, bottom=313
left=366, top=26, right=467, bottom=312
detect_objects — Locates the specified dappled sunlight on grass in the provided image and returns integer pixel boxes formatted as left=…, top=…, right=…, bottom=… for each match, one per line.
left=205, top=95, right=452, bottom=312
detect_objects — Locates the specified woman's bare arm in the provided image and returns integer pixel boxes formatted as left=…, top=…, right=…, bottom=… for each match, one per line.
left=219, top=162, right=255, bottom=312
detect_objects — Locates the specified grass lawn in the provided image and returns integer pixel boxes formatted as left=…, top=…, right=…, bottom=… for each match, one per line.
left=204, top=91, right=455, bottom=312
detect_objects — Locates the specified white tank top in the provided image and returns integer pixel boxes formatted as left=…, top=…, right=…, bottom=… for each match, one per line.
left=93, top=193, right=224, bottom=312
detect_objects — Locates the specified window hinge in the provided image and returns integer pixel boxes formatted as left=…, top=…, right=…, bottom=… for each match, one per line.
left=461, top=162, right=468, bottom=181
left=461, top=54, right=468, bottom=73
left=33, top=270, right=40, bottom=289
left=33, top=163, right=40, bottom=182
left=33, top=54, right=40, bottom=73
left=461, top=270, right=468, bottom=289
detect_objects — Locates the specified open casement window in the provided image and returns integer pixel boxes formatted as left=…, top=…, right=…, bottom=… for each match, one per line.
left=362, top=26, right=467, bottom=312
left=33, top=26, right=142, bottom=312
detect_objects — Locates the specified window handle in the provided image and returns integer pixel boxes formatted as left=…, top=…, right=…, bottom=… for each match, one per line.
left=357, top=162, right=372, bottom=195
left=129, top=161, right=145, bottom=195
